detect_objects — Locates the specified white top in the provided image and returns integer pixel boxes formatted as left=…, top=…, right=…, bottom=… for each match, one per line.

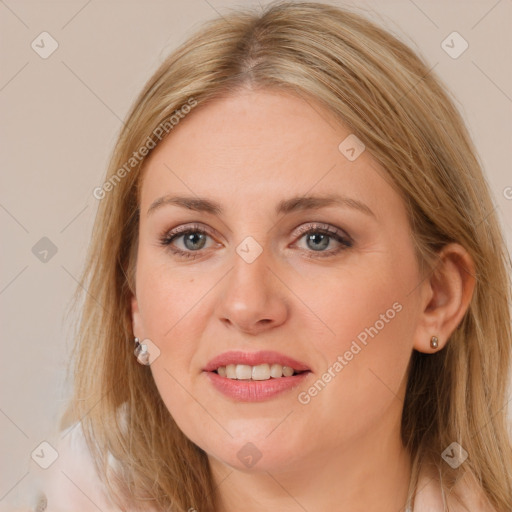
left=5, top=422, right=493, bottom=512
left=4, top=423, right=120, bottom=512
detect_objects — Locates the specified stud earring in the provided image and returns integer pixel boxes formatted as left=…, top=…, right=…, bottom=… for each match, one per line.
left=134, top=337, right=150, bottom=365
left=430, top=336, right=439, bottom=349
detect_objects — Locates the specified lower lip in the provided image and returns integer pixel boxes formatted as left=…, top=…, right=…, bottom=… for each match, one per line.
left=204, top=371, right=310, bottom=402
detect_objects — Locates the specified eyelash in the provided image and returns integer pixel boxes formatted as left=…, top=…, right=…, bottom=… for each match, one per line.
left=158, top=222, right=353, bottom=260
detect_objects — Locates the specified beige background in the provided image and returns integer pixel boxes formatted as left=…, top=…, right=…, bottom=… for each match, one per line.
left=1, top=0, right=511, bottom=506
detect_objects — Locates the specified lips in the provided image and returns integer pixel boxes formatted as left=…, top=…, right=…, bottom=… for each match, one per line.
left=203, top=350, right=311, bottom=402
left=204, top=350, right=310, bottom=373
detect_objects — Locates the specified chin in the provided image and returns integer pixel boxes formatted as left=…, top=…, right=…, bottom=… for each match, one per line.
left=211, top=445, right=304, bottom=473
left=195, top=427, right=310, bottom=473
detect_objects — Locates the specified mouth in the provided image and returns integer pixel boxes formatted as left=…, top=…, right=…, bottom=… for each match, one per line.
left=203, top=350, right=311, bottom=401
left=214, top=363, right=307, bottom=380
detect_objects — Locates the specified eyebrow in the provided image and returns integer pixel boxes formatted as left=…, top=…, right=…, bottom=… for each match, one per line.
left=146, top=193, right=375, bottom=218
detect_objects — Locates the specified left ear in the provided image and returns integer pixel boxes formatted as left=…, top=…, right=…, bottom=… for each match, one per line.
left=412, top=243, right=476, bottom=353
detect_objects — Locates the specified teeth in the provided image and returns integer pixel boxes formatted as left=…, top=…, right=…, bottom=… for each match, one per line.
left=226, top=364, right=237, bottom=379
left=215, top=363, right=298, bottom=380
left=235, top=364, right=252, bottom=380
left=252, top=364, right=270, bottom=381
left=282, top=366, right=294, bottom=377
left=270, top=363, right=283, bottom=378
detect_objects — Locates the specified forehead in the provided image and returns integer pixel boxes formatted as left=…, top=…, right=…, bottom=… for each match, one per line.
left=139, top=88, right=400, bottom=219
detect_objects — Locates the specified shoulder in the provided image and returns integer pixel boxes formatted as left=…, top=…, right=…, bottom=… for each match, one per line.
left=30, top=422, right=122, bottom=512
left=414, top=462, right=497, bottom=512
left=447, top=471, right=498, bottom=512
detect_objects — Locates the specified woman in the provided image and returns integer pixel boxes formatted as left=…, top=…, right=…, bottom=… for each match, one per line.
left=28, top=1, right=512, bottom=510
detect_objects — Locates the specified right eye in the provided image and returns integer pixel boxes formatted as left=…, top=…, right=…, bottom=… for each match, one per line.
left=159, top=223, right=218, bottom=259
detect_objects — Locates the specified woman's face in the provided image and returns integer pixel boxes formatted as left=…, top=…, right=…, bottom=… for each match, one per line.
left=131, top=88, right=426, bottom=472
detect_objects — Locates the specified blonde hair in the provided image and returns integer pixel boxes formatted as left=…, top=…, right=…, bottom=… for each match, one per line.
left=64, top=1, right=512, bottom=510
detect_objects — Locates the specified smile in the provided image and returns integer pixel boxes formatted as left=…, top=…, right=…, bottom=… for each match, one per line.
left=203, top=350, right=311, bottom=401
left=216, top=363, right=299, bottom=380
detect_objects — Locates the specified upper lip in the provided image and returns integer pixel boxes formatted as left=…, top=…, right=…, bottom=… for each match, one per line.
left=204, top=350, right=310, bottom=372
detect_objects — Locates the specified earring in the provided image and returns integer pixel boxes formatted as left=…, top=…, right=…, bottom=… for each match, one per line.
left=430, top=336, right=439, bottom=349
left=134, top=337, right=150, bottom=365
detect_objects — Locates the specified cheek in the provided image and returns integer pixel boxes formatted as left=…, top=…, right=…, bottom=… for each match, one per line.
left=297, top=246, right=417, bottom=356
left=297, top=252, right=419, bottom=433
left=136, top=265, right=209, bottom=435
left=134, top=267, right=203, bottom=400
left=136, top=252, right=209, bottom=343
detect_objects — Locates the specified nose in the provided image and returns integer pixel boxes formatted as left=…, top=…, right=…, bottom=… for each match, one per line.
left=214, top=244, right=289, bottom=336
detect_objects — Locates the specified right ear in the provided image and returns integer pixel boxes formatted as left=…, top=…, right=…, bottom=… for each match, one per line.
left=131, top=294, right=143, bottom=338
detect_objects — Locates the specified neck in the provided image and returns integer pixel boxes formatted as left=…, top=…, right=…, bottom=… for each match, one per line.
left=209, top=410, right=412, bottom=511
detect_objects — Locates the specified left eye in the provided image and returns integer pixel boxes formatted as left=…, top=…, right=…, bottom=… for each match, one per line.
left=292, top=224, right=352, bottom=257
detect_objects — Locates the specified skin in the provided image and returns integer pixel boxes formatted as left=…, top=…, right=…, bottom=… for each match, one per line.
left=131, top=88, right=475, bottom=511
